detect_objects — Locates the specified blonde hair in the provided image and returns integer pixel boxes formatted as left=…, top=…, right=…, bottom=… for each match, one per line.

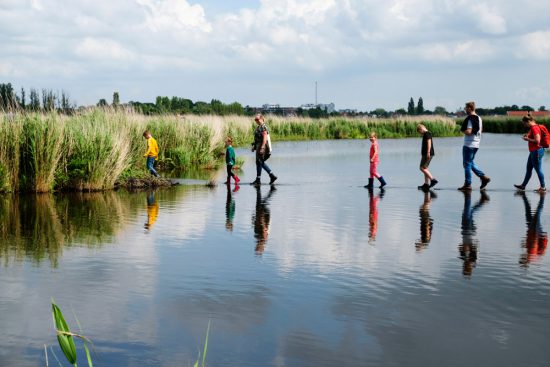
left=417, top=124, right=426, bottom=131
left=522, top=114, right=535, bottom=123
left=369, top=132, right=377, bottom=138
left=254, top=114, right=264, bottom=122
left=465, top=101, right=476, bottom=111
left=226, top=136, right=233, bottom=144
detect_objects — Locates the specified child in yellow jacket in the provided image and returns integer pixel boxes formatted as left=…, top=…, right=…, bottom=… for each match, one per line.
left=143, top=131, right=160, bottom=178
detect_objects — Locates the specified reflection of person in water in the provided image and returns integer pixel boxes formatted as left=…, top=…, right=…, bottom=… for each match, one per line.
left=459, top=191, right=489, bottom=277
left=415, top=191, right=436, bottom=251
left=252, top=185, right=276, bottom=254
left=225, top=184, right=239, bottom=232
left=518, top=192, right=548, bottom=267
left=144, top=191, right=159, bottom=231
left=368, top=189, right=384, bottom=242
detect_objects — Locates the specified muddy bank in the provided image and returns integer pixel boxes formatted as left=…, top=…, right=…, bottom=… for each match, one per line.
left=120, top=177, right=178, bottom=189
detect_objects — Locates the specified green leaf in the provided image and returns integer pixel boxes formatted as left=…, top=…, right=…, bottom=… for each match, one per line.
left=201, top=320, right=211, bottom=367
left=51, top=302, right=77, bottom=364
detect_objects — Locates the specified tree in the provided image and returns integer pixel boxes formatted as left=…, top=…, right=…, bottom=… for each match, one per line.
left=416, top=97, right=424, bottom=114
left=395, top=108, right=407, bottom=115
left=20, top=87, right=26, bottom=109
left=371, top=108, right=388, bottom=117
left=0, top=83, right=17, bottom=110
left=540, top=106, right=546, bottom=111
left=97, top=99, right=107, bottom=107
left=520, top=105, right=534, bottom=111
left=29, top=88, right=40, bottom=111
left=112, top=91, right=120, bottom=107
left=407, top=97, right=415, bottom=115
left=433, top=106, right=448, bottom=115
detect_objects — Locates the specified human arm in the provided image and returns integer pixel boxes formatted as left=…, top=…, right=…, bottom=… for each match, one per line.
left=523, top=127, right=541, bottom=144
left=426, top=139, right=432, bottom=158
left=144, top=139, right=151, bottom=157
left=259, top=131, right=268, bottom=153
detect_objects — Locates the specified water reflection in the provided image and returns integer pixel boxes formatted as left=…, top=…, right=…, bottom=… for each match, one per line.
left=459, top=191, right=490, bottom=277
left=518, top=192, right=548, bottom=267
left=415, top=191, right=436, bottom=251
left=144, top=191, right=159, bottom=231
left=225, top=184, right=239, bottom=232
left=0, top=190, right=186, bottom=266
left=368, top=189, right=384, bottom=243
left=252, top=185, right=276, bottom=255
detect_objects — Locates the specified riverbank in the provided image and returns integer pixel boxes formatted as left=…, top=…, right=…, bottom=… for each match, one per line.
left=0, top=110, right=459, bottom=193
left=457, top=115, right=550, bottom=134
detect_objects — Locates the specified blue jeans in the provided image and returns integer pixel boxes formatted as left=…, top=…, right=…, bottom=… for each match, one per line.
left=256, top=157, right=272, bottom=177
left=521, top=148, right=545, bottom=188
left=462, top=146, right=485, bottom=185
left=147, top=157, right=160, bottom=177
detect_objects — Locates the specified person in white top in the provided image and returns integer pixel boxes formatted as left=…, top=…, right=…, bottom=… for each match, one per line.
left=458, top=101, right=491, bottom=191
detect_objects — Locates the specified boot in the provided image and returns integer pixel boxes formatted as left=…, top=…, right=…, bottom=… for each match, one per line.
left=457, top=184, right=472, bottom=191
left=364, top=178, right=374, bottom=189
left=378, top=176, right=387, bottom=188
left=234, top=175, right=240, bottom=184
left=250, top=177, right=261, bottom=186
left=269, top=173, right=278, bottom=184
left=480, top=176, right=491, bottom=190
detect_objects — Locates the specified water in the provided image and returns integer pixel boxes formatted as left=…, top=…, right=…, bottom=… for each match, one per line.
left=1, top=134, right=549, bottom=367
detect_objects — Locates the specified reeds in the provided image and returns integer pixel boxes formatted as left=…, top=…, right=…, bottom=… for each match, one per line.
left=0, top=109, right=459, bottom=193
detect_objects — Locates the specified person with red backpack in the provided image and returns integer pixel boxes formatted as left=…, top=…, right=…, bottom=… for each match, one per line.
left=514, top=114, right=546, bottom=192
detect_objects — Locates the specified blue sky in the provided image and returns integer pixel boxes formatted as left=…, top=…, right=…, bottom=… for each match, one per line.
left=1, top=0, right=549, bottom=111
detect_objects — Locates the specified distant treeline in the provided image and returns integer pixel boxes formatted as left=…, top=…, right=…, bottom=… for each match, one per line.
left=1, top=82, right=547, bottom=118
left=465, top=116, right=550, bottom=134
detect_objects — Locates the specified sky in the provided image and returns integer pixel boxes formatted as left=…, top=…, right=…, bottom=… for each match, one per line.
left=1, top=0, right=549, bottom=111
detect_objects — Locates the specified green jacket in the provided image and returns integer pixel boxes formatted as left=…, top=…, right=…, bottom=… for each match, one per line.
left=226, top=145, right=236, bottom=166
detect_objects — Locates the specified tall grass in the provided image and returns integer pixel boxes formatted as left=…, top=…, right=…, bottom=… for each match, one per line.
left=472, top=116, right=550, bottom=134
left=0, top=109, right=459, bottom=193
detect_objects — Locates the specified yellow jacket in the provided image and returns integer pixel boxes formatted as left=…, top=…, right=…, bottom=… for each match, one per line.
left=144, top=137, right=159, bottom=158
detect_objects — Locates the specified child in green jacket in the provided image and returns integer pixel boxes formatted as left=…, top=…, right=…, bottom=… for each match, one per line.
left=224, top=137, right=240, bottom=184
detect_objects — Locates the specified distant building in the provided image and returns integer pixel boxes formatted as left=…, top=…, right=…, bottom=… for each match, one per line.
left=507, top=111, right=550, bottom=117
left=300, top=103, right=336, bottom=113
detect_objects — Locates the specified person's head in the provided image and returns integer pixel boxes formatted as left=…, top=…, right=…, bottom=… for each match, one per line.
left=465, top=101, right=476, bottom=115
left=143, top=130, right=152, bottom=139
left=225, top=137, right=233, bottom=146
left=417, top=124, right=427, bottom=134
left=369, top=132, right=377, bottom=142
left=522, top=114, right=536, bottom=127
left=254, top=113, right=264, bottom=125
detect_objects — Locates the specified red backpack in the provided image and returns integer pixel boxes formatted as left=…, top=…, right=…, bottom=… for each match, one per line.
left=537, top=124, right=550, bottom=148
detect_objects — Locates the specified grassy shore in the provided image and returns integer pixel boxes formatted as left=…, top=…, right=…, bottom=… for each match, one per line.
left=469, top=116, right=550, bottom=134
left=0, top=110, right=459, bottom=192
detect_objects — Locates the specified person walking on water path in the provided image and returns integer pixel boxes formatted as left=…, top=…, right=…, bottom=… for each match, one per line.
left=143, top=130, right=160, bottom=178
left=224, top=137, right=240, bottom=185
left=251, top=114, right=277, bottom=186
left=458, top=101, right=490, bottom=191
left=365, top=132, right=387, bottom=189
left=417, top=124, right=438, bottom=191
left=514, top=114, right=546, bottom=192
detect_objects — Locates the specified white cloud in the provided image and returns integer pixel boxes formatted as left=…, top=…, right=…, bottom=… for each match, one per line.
left=75, top=38, right=136, bottom=61
left=517, top=31, right=550, bottom=60
left=472, top=3, right=507, bottom=35
left=137, top=0, right=212, bottom=33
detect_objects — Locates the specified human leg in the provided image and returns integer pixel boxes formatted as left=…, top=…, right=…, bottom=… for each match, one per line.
left=147, top=157, right=160, bottom=177
left=532, top=148, right=545, bottom=189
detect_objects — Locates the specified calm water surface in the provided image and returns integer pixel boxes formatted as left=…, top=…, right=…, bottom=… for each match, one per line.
left=1, top=134, right=549, bottom=366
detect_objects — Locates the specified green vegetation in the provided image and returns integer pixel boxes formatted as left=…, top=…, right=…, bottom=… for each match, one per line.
left=457, top=116, right=550, bottom=134
left=0, top=109, right=458, bottom=193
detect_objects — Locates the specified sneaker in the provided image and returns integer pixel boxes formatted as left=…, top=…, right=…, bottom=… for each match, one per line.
left=429, top=179, right=439, bottom=188
left=514, top=184, right=525, bottom=191
left=457, top=184, right=472, bottom=191
left=480, top=176, right=491, bottom=190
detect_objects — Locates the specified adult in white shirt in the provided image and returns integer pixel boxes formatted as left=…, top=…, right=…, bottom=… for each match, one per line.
left=458, top=101, right=491, bottom=191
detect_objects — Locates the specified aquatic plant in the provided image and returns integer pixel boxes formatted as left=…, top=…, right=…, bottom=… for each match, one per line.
left=0, top=109, right=460, bottom=193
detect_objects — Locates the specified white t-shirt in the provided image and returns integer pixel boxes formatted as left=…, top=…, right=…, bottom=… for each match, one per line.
left=464, top=116, right=482, bottom=148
